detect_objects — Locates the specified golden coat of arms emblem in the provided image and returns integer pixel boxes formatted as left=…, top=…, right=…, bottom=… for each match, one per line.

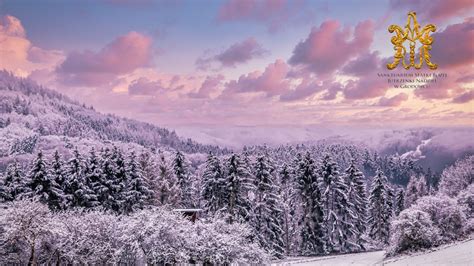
left=387, top=12, right=438, bottom=70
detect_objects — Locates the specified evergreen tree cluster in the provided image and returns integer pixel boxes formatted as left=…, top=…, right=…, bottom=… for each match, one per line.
left=200, top=151, right=409, bottom=258
left=1, top=146, right=426, bottom=259
left=0, top=147, right=156, bottom=213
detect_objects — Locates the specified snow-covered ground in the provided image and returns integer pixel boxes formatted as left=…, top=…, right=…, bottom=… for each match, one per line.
left=281, top=239, right=473, bottom=266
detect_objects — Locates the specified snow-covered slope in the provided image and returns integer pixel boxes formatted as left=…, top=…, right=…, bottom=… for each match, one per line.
left=285, top=239, right=473, bottom=266
left=0, top=71, right=228, bottom=168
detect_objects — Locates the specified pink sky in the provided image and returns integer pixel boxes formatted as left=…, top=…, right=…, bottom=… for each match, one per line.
left=0, top=0, right=472, bottom=129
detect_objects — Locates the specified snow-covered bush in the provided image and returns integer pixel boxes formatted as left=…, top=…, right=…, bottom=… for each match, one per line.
left=457, top=184, right=474, bottom=219
left=55, top=210, right=122, bottom=264
left=388, top=209, right=440, bottom=255
left=438, top=156, right=474, bottom=197
left=457, top=184, right=474, bottom=233
left=0, top=199, right=57, bottom=265
left=119, top=209, right=269, bottom=264
left=118, top=208, right=194, bottom=264
left=411, top=195, right=466, bottom=242
left=192, top=217, right=270, bottom=264
left=0, top=200, right=269, bottom=265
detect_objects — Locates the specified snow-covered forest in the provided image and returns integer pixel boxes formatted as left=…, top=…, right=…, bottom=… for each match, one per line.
left=0, top=72, right=473, bottom=264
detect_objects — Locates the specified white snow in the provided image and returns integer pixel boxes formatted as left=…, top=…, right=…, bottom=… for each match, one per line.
left=284, top=239, right=474, bottom=266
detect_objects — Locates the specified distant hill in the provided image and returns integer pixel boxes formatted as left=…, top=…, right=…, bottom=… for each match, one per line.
left=0, top=71, right=229, bottom=168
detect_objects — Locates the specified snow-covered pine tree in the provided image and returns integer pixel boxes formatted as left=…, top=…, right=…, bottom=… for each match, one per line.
left=404, top=175, right=421, bottom=208
left=368, top=169, right=392, bottom=244
left=201, top=153, right=225, bottom=214
left=111, top=146, right=127, bottom=212
left=252, top=154, right=285, bottom=259
left=26, top=151, right=63, bottom=209
left=98, top=147, right=118, bottom=210
left=123, top=151, right=152, bottom=213
left=64, top=148, right=97, bottom=208
left=173, top=151, right=193, bottom=207
left=48, top=150, right=68, bottom=210
left=318, top=154, right=353, bottom=253
left=394, top=188, right=405, bottom=216
left=279, top=163, right=298, bottom=255
left=83, top=148, right=101, bottom=208
left=343, top=160, right=368, bottom=251
left=223, top=153, right=254, bottom=224
left=295, top=152, right=326, bottom=255
left=0, top=161, right=28, bottom=201
left=155, top=152, right=179, bottom=206
left=138, top=151, right=157, bottom=204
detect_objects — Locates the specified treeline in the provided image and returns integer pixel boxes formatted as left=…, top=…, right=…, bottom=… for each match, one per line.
left=0, top=147, right=440, bottom=259
left=0, top=70, right=229, bottom=156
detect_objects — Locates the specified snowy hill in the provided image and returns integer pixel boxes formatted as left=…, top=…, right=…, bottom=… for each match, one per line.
left=0, top=71, right=228, bottom=168
left=285, top=238, right=473, bottom=265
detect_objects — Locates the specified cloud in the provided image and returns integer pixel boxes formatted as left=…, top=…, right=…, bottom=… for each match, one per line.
left=411, top=18, right=473, bottom=100
left=217, top=0, right=315, bottom=32
left=188, top=75, right=224, bottom=98
left=56, top=31, right=153, bottom=87
left=196, top=38, right=267, bottom=70
left=279, top=78, right=323, bottom=102
left=452, top=90, right=474, bottom=103
left=338, top=52, right=390, bottom=100
left=389, top=0, right=474, bottom=21
left=431, top=17, right=474, bottom=68
left=128, top=77, right=165, bottom=95
left=288, top=20, right=374, bottom=76
left=222, top=59, right=289, bottom=97
left=0, top=15, right=64, bottom=78
left=378, top=93, right=409, bottom=106
left=342, top=52, right=380, bottom=76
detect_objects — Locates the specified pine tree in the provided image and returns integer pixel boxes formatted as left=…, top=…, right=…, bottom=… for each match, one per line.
left=343, top=160, right=368, bottom=251
left=201, top=153, right=225, bottom=214
left=26, top=151, right=63, bottom=209
left=318, top=154, right=353, bottom=253
left=64, top=148, right=97, bottom=208
left=84, top=148, right=101, bottom=208
left=139, top=151, right=157, bottom=204
left=173, top=151, right=192, bottom=207
left=223, top=153, right=254, bottom=224
left=98, top=148, right=119, bottom=211
left=368, top=169, right=392, bottom=244
left=48, top=151, right=68, bottom=210
left=394, top=188, right=405, bottom=216
left=111, top=146, right=127, bottom=212
left=279, top=163, right=298, bottom=255
left=0, top=161, right=28, bottom=201
left=404, top=175, right=420, bottom=208
left=252, top=154, right=285, bottom=259
left=295, top=152, right=326, bottom=255
left=123, top=152, right=152, bottom=213
left=155, top=152, right=179, bottom=206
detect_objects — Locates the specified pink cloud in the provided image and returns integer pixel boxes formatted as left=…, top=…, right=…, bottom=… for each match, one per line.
left=389, top=0, right=474, bottom=21
left=414, top=18, right=473, bottom=100
left=378, top=93, right=409, bottom=106
left=0, top=15, right=64, bottom=79
left=342, top=52, right=380, bottom=76
left=0, top=15, right=26, bottom=37
left=431, top=17, right=474, bottom=68
left=452, top=91, right=474, bottom=104
left=217, top=0, right=315, bottom=32
left=56, top=31, right=153, bottom=87
left=196, top=37, right=267, bottom=70
left=223, top=59, right=290, bottom=97
left=188, top=75, right=224, bottom=98
left=288, top=19, right=374, bottom=76
left=343, top=76, right=390, bottom=100
left=128, top=77, right=165, bottom=95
